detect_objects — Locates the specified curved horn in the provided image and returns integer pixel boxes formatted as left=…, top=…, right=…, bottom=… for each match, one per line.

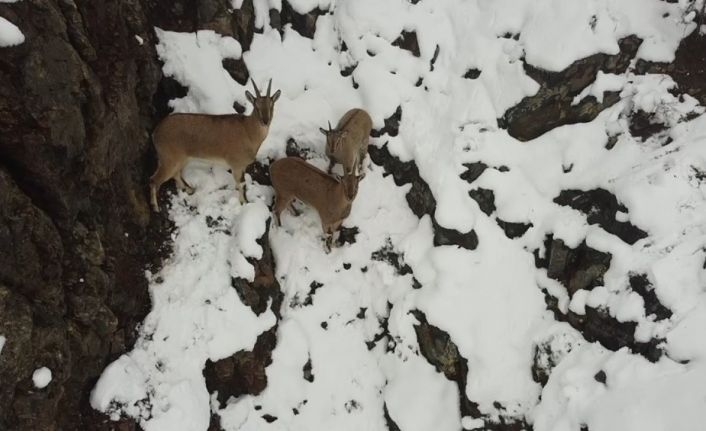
left=267, top=78, right=272, bottom=97
left=251, top=78, right=261, bottom=97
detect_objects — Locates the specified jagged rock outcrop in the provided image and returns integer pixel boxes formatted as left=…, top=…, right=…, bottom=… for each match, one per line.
left=207, top=223, right=283, bottom=409
left=500, top=36, right=642, bottom=141
left=0, top=0, right=169, bottom=429
left=368, top=142, right=479, bottom=250
left=636, top=28, right=706, bottom=106
left=553, top=188, right=647, bottom=245
left=535, top=236, right=665, bottom=362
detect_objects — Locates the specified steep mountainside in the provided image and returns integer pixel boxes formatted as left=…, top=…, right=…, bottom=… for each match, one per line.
left=1, top=1, right=705, bottom=430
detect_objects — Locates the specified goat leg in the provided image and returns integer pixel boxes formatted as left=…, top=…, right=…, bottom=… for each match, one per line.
left=289, top=202, right=301, bottom=216
left=232, top=168, right=246, bottom=203
left=175, top=171, right=195, bottom=194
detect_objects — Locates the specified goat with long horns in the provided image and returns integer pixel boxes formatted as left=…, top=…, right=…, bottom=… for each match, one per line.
left=149, top=79, right=281, bottom=211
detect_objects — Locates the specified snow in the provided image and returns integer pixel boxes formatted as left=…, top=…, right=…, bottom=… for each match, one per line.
left=573, top=72, right=627, bottom=105
left=32, top=367, right=52, bottom=389
left=0, top=335, right=5, bottom=356
left=93, top=0, right=706, bottom=430
left=0, top=16, right=24, bottom=47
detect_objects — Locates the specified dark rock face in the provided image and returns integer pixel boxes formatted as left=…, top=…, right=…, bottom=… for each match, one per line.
left=207, top=186, right=283, bottom=415
left=468, top=188, right=496, bottom=216
left=554, top=188, right=647, bottom=245
left=271, top=2, right=328, bottom=39
left=392, top=30, right=421, bottom=57
left=369, top=143, right=479, bottom=250
left=636, top=28, right=706, bottom=106
left=0, top=0, right=169, bottom=429
left=537, top=237, right=612, bottom=296
left=412, top=310, right=531, bottom=431
left=500, top=36, right=642, bottom=141
left=628, top=273, right=672, bottom=321
left=535, top=237, right=664, bottom=362
left=495, top=218, right=532, bottom=239
left=460, top=162, right=489, bottom=184
left=627, top=109, right=669, bottom=142
left=371, top=106, right=403, bottom=138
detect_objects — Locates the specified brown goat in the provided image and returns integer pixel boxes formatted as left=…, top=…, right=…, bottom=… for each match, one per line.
left=149, top=79, right=281, bottom=212
left=320, top=108, right=372, bottom=177
left=270, top=157, right=360, bottom=251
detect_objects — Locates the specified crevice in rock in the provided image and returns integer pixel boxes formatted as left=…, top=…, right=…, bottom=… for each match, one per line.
left=369, top=143, right=478, bottom=250
left=411, top=310, right=478, bottom=418
left=553, top=188, right=647, bottom=245
left=500, top=35, right=643, bottom=141
left=535, top=236, right=612, bottom=296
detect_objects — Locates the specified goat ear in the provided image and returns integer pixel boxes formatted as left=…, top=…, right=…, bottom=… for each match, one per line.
left=319, top=127, right=328, bottom=135
left=271, top=89, right=281, bottom=102
left=245, top=91, right=256, bottom=104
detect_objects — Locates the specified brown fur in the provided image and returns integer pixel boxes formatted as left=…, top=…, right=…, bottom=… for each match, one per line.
left=321, top=108, right=373, bottom=176
left=270, top=157, right=360, bottom=251
left=149, top=80, right=281, bottom=212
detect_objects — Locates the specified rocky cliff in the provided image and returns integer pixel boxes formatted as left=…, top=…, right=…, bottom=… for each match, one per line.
left=0, top=1, right=703, bottom=430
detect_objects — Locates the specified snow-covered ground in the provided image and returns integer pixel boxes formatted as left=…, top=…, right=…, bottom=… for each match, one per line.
left=91, top=0, right=706, bottom=430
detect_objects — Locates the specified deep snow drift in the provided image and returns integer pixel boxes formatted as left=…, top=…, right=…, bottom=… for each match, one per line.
left=90, top=0, right=706, bottom=430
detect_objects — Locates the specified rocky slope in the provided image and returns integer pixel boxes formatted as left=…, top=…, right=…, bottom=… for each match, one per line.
left=0, top=1, right=704, bottom=430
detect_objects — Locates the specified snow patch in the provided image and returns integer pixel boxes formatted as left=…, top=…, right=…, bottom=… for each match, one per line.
left=0, top=16, right=24, bottom=47
left=32, top=367, right=52, bottom=389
